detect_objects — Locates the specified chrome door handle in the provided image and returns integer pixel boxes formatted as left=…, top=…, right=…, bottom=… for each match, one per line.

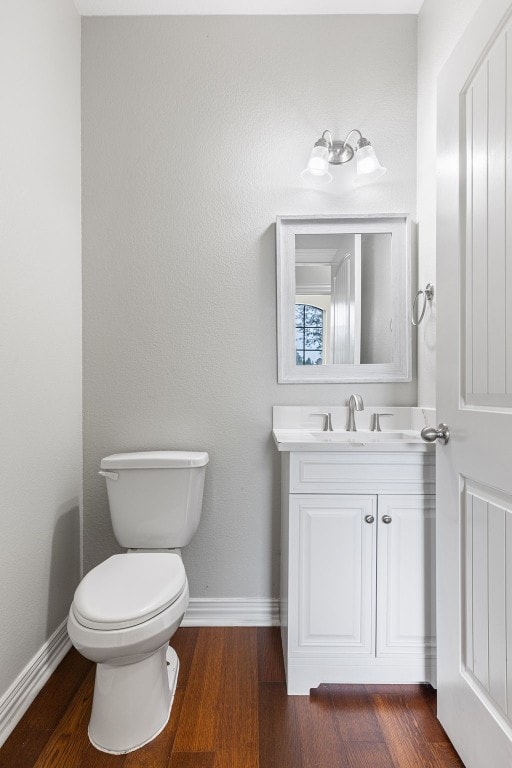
left=364, top=515, right=375, bottom=524
left=382, top=515, right=392, bottom=524
left=421, top=423, right=450, bottom=445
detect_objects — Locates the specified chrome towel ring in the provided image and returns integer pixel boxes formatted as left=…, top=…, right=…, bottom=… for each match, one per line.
left=412, top=283, right=434, bottom=326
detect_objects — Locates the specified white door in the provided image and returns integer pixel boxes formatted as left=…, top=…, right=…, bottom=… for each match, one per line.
left=437, top=1, right=512, bottom=765
left=331, top=239, right=361, bottom=365
left=331, top=254, right=352, bottom=364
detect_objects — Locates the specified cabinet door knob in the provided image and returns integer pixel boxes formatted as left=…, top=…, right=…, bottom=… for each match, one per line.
left=364, top=514, right=375, bottom=524
left=382, top=515, right=392, bottom=524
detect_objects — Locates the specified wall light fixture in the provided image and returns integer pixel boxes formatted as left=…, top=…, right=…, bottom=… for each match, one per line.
left=301, top=129, right=386, bottom=185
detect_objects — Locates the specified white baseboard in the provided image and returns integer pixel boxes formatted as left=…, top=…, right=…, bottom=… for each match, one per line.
left=182, top=597, right=280, bottom=627
left=0, top=619, right=71, bottom=748
left=0, top=600, right=279, bottom=746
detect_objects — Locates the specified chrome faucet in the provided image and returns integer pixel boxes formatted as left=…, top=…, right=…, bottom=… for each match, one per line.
left=347, top=394, right=364, bottom=431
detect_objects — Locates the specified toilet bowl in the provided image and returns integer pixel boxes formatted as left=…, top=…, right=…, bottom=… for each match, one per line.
left=68, top=552, right=189, bottom=754
left=67, top=451, right=208, bottom=754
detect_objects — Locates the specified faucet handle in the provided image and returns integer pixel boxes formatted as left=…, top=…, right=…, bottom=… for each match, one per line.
left=311, top=412, right=333, bottom=432
left=371, top=413, right=393, bottom=432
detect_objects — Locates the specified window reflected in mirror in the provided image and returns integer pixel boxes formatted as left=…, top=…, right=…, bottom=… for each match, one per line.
left=295, top=303, right=324, bottom=365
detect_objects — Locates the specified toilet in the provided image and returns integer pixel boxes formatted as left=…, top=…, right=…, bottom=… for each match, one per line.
left=67, top=450, right=208, bottom=754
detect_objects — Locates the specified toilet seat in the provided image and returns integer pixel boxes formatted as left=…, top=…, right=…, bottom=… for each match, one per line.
left=72, top=553, right=186, bottom=630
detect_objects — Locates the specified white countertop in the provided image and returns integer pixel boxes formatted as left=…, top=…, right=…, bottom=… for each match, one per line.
left=272, top=428, right=433, bottom=452
left=272, top=406, right=436, bottom=452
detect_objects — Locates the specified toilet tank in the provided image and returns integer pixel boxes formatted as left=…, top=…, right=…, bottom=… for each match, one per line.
left=100, top=451, right=209, bottom=549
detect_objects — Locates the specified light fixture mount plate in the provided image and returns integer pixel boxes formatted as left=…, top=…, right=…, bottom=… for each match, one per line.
left=328, top=140, right=354, bottom=165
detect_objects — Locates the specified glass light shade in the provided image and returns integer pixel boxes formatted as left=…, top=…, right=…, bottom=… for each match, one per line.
left=301, top=145, right=332, bottom=184
left=355, top=144, right=386, bottom=183
left=306, top=145, right=329, bottom=175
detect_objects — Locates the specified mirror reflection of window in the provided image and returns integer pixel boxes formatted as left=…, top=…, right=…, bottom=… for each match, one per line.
left=295, top=261, right=332, bottom=365
left=295, top=304, right=324, bottom=365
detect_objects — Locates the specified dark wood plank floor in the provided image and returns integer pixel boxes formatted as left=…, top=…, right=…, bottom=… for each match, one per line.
left=0, top=627, right=465, bottom=768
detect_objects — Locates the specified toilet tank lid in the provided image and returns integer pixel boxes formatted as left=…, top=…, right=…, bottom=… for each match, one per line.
left=101, top=451, right=209, bottom=469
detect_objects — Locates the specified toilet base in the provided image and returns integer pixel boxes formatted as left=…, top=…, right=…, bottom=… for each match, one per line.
left=88, top=644, right=179, bottom=754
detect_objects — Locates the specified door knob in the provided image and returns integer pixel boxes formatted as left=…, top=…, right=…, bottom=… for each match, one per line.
left=364, top=515, right=375, bottom=524
left=382, top=515, right=392, bottom=524
left=421, top=423, right=450, bottom=445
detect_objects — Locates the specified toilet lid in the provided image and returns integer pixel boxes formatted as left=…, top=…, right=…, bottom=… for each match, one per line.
left=72, top=553, right=187, bottom=630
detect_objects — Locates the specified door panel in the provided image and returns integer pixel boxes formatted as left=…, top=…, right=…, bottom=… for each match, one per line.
left=463, top=15, right=512, bottom=406
left=463, top=482, right=512, bottom=719
left=289, top=494, right=376, bottom=654
left=376, top=495, right=436, bottom=657
left=437, top=1, right=512, bottom=764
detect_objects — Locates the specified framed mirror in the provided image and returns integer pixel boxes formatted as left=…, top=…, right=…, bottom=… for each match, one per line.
left=276, top=214, right=411, bottom=383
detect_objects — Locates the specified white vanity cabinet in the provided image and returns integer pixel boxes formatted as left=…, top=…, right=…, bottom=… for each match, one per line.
left=280, top=450, right=436, bottom=694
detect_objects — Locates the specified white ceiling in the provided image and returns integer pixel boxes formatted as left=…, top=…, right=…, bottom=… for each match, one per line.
left=75, top=0, right=423, bottom=16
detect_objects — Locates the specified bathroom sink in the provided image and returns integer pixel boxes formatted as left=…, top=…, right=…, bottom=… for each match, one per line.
left=271, top=407, right=435, bottom=452
left=309, top=430, right=412, bottom=442
left=271, top=427, right=429, bottom=451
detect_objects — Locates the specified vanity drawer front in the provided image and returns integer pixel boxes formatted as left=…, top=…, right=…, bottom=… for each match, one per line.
left=289, top=452, right=435, bottom=494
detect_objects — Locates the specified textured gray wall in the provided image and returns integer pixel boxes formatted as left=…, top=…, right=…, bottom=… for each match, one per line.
left=0, top=0, right=81, bottom=702
left=82, top=15, right=417, bottom=597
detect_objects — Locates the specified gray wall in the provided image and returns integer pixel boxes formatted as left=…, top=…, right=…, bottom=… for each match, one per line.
left=82, top=15, right=417, bottom=597
left=416, top=0, right=481, bottom=407
left=0, top=0, right=81, bottom=703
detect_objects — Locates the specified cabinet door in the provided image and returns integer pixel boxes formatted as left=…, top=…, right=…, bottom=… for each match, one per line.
left=290, top=494, right=376, bottom=654
left=377, top=495, right=436, bottom=657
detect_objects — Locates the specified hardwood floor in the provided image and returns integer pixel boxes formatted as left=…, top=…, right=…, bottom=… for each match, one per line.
left=0, top=627, right=465, bottom=768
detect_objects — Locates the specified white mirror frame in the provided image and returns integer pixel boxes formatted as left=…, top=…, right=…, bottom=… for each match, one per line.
left=276, top=214, right=412, bottom=383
